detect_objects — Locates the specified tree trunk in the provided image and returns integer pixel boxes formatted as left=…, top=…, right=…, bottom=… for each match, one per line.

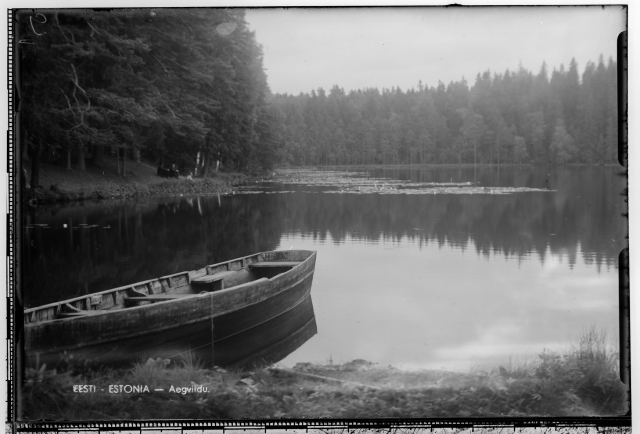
left=93, top=144, right=103, bottom=165
left=473, top=138, right=477, bottom=166
left=116, top=148, right=122, bottom=176
left=133, top=147, right=141, bottom=164
left=201, top=153, right=208, bottom=176
left=67, top=148, right=72, bottom=170
left=202, top=152, right=212, bottom=177
left=434, top=128, right=437, bottom=162
left=76, top=141, right=86, bottom=171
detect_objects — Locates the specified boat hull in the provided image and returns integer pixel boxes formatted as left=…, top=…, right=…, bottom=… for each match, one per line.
left=22, top=250, right=316, bottom=368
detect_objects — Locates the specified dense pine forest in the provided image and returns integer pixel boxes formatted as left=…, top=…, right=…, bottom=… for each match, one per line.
left=273, top=58, right=618, bottom=167
left=19, top=9, right=619, bottom=184
left=19, top=9, right=281, bottom=187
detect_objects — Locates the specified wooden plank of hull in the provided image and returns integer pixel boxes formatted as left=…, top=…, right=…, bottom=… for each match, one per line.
left=24, top=253, right=316, bottom=367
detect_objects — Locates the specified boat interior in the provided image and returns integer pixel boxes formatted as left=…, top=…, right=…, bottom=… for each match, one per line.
left=25, top=250, right=313, bottom=324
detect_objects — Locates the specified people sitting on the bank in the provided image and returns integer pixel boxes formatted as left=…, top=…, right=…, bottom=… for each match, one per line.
left=157, top=164, right=180, bottom=178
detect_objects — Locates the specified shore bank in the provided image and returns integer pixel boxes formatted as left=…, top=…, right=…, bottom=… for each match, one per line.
left=20, top=158, right=246, bottom=205
left=21, top=346, right=627, bottom=420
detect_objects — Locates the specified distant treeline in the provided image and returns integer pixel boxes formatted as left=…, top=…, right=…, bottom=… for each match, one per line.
left=272, top=58, right=618, bottom=167
left=19, top=9, right=281, bottom=187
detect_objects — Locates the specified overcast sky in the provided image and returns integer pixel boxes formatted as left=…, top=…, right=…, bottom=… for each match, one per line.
left=244, top=6, right=626, bottom=95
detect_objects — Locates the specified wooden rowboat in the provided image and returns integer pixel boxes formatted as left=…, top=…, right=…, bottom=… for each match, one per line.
left=23, top=250, right=317, bottom=367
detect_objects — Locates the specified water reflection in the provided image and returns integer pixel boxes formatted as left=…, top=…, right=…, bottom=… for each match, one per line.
left=22, top=196, right=283, bottom=307
left=20, top=166, right=623, bottom=370
left=213, top=295, right=317, bottom=369
left=275, top=234, right=618, bottom=371
left=22, top=167, right=623, bottom=308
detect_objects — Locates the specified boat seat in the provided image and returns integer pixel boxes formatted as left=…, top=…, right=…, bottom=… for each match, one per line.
left=191, top=270, right=236, bottom=291
left=191, top=270, right=236, bottom=284
left=249, top=262, right=301, bottom=268
left=124, top=293, right=196, bottom=307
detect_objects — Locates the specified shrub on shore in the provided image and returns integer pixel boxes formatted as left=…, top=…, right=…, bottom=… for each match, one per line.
left=531, top=327, right=626, bottom=415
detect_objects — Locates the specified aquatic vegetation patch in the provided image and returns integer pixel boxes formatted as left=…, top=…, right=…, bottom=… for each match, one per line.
left=244, top=169, right=554, bottom=195
left=322, top=185, right=552, bottom=195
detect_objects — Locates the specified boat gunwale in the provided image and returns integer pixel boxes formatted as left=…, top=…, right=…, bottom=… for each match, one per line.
left=24, top=250, right=316, bottom=316
left=26, top=277, right=272, bottom=326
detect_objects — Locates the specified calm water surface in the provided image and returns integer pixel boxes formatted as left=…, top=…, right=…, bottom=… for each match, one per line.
left=21, top=166, right=626, bottom=371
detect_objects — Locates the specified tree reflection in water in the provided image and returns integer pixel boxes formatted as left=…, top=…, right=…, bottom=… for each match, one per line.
left=22, top=166, right=624, bottom=309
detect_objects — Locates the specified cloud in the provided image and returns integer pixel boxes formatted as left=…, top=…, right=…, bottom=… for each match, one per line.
left=246, top=6, right=626, bottom=94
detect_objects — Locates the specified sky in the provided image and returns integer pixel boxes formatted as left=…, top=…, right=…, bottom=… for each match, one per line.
left=244, top=6, right=626, bottom=95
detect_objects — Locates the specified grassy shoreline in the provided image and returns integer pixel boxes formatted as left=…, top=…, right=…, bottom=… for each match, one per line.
left=20, top=330, right=628, bottom=420
left=21, top=157, right=246, bottom=205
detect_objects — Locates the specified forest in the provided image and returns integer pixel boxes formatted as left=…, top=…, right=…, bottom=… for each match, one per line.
left=18, top=9, right=281, bottom=187
left=18, top=9, right=620, bottom=184
left=273, top=58, right=618, bottom=167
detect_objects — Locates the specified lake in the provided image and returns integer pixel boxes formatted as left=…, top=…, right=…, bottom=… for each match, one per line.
left=21, top=165, right=626, bottom=371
